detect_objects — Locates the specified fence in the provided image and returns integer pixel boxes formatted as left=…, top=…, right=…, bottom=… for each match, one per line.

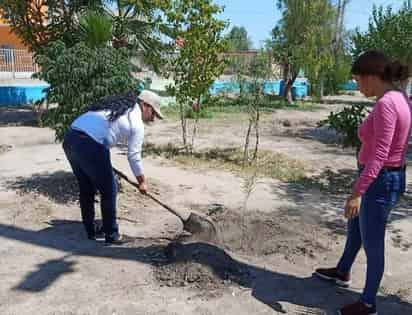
left=0, top=48, right=38, bottom=78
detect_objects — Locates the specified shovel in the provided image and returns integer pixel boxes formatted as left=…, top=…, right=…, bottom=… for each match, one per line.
left=113, top=167, right=218, bottom=242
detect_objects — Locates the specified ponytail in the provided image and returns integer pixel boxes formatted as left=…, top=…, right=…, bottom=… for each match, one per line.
left=383, top=61, right=410, bottom=82
left=87, top=91, right=138, bottom=122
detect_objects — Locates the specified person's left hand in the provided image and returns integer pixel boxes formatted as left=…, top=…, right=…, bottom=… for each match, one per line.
left=344, top=193, right=362, bottom=219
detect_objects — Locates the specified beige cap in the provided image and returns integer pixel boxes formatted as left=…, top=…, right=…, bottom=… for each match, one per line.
left=138, top=90, right=163, bottom=119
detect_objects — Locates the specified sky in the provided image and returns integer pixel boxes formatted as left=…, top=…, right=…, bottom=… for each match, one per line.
left=213, top=0, right=404, bottom=48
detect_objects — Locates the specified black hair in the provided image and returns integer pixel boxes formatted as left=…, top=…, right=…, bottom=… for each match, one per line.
left=351, top=50, right=410, bottom=83
left=87, top=91, right=139, bottom=122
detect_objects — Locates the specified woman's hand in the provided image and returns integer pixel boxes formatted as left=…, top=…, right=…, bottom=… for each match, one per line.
left=138, top=182, right=147, bottom=194
left=136, top=175, right=147, bottom=194
left=344, top=192, right=362, bottom=219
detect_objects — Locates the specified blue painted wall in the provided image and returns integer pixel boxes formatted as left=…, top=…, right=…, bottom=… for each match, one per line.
left=0, top=85, right=49, bottom=106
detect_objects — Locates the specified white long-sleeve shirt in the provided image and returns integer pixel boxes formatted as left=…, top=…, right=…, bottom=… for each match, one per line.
left=71, top=104, right=144, bottom=177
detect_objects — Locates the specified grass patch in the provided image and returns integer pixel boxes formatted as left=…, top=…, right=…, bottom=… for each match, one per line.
left=161, top=96, right=321, bottom=120
left=142, top=143, right=359, bottom=194
left=143, top=143, right=307, bottom=182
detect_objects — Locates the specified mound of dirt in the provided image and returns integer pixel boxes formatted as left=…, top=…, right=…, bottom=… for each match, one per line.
left=213, top=210, right=330, bottom=260
left=153, top=208, right=334, bottom=295
left=153, top=242, right=254, bottom=298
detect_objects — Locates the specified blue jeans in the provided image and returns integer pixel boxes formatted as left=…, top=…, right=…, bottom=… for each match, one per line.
left=337, top=168, right=405, bottom=306
left=62, top=128, right=118, bottom=237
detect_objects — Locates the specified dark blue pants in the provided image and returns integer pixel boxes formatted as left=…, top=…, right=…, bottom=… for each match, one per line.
left=62, top=129, right=118, bottom=237
left=337, top=168, right=405, bottom=306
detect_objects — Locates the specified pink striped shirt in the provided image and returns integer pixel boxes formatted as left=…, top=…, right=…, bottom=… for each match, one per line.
left=354, top=91, right=412, bottom=194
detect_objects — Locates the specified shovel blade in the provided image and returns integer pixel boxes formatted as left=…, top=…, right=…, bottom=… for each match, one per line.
left=183, top=213, right=219, bottom=242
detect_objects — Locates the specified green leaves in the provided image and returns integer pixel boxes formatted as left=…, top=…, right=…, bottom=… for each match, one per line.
left=161, top=0, right=228, bottom=148
left=35, top=41, right=139, bottom=141
left=79, top=11, right=113, bottom=48
left=0, top=0, right=171, bottom=70
left=319, top=104, right=369, bottom=149
left=269, top=0, right=337, bottom=98
left=164, top=1, right=228, bottom=106
left=226, top=26, right=252, bottom=51
left=352, top=2, right=412, bottom=65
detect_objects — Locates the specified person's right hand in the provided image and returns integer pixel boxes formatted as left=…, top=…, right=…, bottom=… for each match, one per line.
left=138, top=182, right=147, bottom=194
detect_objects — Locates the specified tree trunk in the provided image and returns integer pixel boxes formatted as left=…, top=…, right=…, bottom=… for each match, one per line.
left=284, top=71, right=298, bottom=104
left=179, top=102, right=187, bottom=150
left=190, top=96, right=201, bottom=154
left=338, top=1, right=348, bottom=48
left=333, top=0, right=342, bottom=58
left=333, top=0, right=349, bottom=57
left=252, top=107, right=260, bottom=162
left=320, top=79, right=325, bottom=100
left=243, top=121, right=252, bottom=165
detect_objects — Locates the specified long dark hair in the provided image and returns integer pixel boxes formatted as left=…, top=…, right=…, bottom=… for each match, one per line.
left=87, top=91, right=139, bottom=122
left=351, top=50, right=410, bottom=83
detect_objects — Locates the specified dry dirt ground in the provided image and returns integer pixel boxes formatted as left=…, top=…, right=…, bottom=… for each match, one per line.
left=1, top=97, right=412, bottom=315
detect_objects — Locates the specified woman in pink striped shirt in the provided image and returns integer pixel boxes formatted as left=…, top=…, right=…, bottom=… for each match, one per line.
left=315, top=51, right=411, bottom=315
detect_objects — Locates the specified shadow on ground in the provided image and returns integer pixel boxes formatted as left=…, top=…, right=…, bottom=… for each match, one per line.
left=0, top=221, right=411, bottom=314
left=6, top=171, right=79, bottom=204
left=274, top=168, right=412, bottom=237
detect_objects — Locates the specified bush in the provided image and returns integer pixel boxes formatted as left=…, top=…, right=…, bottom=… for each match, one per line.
left=35, top=41, right=139, bottom=140
left=318, top=104, right=369, bottom=149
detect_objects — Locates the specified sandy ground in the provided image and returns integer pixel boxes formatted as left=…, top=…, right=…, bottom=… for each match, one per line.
left=1, top=98, right=412, bottom=315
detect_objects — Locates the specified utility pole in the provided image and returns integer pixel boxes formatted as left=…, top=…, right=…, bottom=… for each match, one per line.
left=338, top=0, right=349, bottom=52
left=333, top=0, right=349, bottom=57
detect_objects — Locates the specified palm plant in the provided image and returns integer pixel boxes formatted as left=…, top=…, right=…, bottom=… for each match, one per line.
left=0, top=0, right=172, bottom=58
left=79, top=11, right=113, bottom=47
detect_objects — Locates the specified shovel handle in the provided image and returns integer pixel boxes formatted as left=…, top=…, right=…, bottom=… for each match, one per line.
left=113, top=167, right=184, bottom=220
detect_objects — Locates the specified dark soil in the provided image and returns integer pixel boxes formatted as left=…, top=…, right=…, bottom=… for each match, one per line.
left=153, top=208, right=334, bottom=296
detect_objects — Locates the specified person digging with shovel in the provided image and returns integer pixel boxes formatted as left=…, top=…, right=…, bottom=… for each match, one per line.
left=62, top=90, right=163, bottom=244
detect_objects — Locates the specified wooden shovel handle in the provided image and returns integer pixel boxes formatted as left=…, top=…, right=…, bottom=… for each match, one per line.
left=113, top=167, right=184, bottom=220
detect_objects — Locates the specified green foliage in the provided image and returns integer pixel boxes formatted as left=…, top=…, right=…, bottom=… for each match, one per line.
left=35, top=41, right=139, bottom=140
left=226, top=26, right=253, bottom=51
left=352, top=2, right=412, bottom=65
left=79, top=11, right=113, bottom=47
left=322, top=55, right=352, bottom=95
left=0, top=0, right=84, bottom=52
left=318, top=104, right=369, bottom=149
left=165, top=1, right=228, bottom=101
left=185, top=106, right=214, bottom=119
left=268, top=0, right=336, bottom=100
left=0, top=0, right=170, bottom=65
left=163, top=0, right=228, bottom=148
left=227, top=55, right=249, bottom=95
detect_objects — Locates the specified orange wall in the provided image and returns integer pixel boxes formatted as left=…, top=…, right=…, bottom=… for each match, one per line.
left=0, top=3, right=48, bottom=49
left=0, top=9, right=27, bottom=49
left=0, top=25, right=27, bottom=49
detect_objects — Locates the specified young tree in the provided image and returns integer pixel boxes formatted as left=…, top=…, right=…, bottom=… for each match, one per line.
left=243, top=51, right=272, bottom=164
left=164, top=0, right=228, bottom=152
